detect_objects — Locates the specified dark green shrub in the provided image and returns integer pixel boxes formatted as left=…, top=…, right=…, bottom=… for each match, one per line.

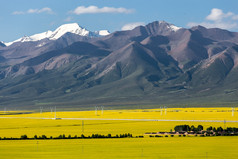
left=41, top=135, right=47, bottom=139
left=20, top=135, right=28, bottom=139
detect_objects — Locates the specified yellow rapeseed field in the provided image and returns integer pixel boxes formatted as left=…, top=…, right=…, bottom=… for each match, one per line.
left=1, top=137, right=238, bottom=159
left=0, top=107, right=237, bottom=137
left=0, top=107, right=237, bottom=159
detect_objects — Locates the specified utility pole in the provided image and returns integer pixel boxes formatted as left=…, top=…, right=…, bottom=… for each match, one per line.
left=232, top=107, right=235, bottom=117
left=141, top=148, right=143, bottom=159
left=101, top=106, right=104, bottom=115
left=50, top=107, right=53, bottom=114
left=40, top=107, right=43, bottom=114
left=95, top=106, right=98, bottom=116
left=54, top=106, right=56, bottom=119
left=82, top=120, right=84, bottom=133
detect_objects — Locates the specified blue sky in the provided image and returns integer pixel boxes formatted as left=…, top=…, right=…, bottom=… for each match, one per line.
left=1, top=0, right=238, bottom=42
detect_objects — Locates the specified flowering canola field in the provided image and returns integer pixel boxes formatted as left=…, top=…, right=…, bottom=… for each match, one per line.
left=0, top=107, right=238, bottom=159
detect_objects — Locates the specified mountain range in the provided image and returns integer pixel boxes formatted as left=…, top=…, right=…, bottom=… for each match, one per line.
left=1, top=21, right=238, bottom=109
left=3, top=23, right=110, bottom=46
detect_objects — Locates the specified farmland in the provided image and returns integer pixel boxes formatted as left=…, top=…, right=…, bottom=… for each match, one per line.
left=1, top=137, right=238, bottom=159
left=0, top=107, right=238, bottom=158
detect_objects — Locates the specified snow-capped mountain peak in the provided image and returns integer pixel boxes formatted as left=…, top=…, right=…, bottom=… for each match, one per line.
left=31, top=30, right=53, bottom=40
left=5, top=35, right=32, bottom=46
left=169, top=24, right=181, bottom=32
left=158, top=21, right=181, bottom=32
left=4, top=23, right=110, bottom=46
left=49, top=23, right=90, bottom=40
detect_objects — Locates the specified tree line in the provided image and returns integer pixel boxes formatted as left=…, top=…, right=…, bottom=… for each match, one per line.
left=0, top=133, right=134, bottom=140
left=174, top=125, right=204, bottom=132
left=174, top=125, right=238, bottom=136
left=174, top=125, right=238, bottom=133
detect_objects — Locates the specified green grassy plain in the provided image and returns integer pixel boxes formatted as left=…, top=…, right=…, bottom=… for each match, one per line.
left=0, top=108, right=238, bottom=159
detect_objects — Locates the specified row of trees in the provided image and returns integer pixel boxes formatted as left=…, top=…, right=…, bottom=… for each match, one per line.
left=0, top=133, right=133, bottom=140
left=174, top=125, right=238, bottom=135
left=174, top=125, right=203, bottom=132
left=206, top=126, right=238, bottom=133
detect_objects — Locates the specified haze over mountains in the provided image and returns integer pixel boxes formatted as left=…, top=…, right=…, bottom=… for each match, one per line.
left=1, top=21, right=238, bottom=108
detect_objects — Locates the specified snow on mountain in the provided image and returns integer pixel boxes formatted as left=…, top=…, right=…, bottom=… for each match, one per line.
left=159, top=21, right=181, bottom=32
left=49, top=23, right=90, bottom=40
left=3, top=21, right=180, bottom=47
left=95, top=30, right=110, bottom=36
left=31, top=30, right=53, bottom=40
left=4, top=23, right=110, bottom=46
left=5, top=31, right=53, bottom=46
left=169, top=25, right=181, bottom=32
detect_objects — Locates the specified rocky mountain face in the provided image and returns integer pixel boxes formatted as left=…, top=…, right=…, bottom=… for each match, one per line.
left=1, top=21, right=238, bottom=108
left=0, top=42, right=5, bottom=48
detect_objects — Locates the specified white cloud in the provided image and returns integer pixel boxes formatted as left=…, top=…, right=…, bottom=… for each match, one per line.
left=187, top=8, right=238, bottom=30
left=12, top=11, right=24, bottom=15
left=28, top=7, right=54, bottom=14
left=27, top=9, right=38, bottom=14
left=72, top=6, right=134, bottom=15
left=206, top=8, right=236, bottom=21
left=121, top=22, right=145, bottom=31
left=12, top=7, right=54, bottom=15
left=232, top=15, right=238, bottom=20
left=206, top=8, right=224, bottom=21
